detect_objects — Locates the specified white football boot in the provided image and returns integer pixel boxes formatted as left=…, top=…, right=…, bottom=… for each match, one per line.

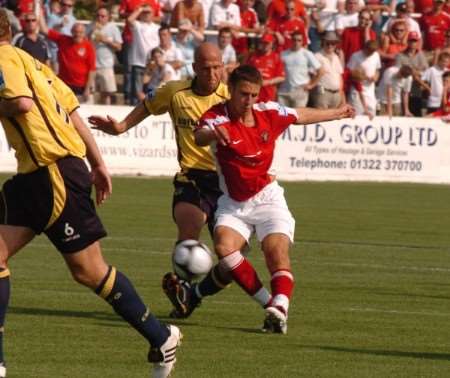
left=262, top=306, right=288, bottom=334
left=149, top=325, right=182, bottom=378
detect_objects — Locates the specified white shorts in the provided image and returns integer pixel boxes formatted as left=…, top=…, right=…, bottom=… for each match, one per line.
left=214, top=181, right=295, bottom=243
left=95, top=67, right=117, bottom=93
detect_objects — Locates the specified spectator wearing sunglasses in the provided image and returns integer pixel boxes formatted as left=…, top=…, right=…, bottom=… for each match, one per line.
left=47, top=0, right=77, bottom=36
left=12, top=12, right=50, bottom=65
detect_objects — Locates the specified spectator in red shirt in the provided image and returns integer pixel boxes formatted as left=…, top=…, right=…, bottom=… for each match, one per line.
left=247, top=33, right=285, bottom=102
left=341, top=9, right=377, bottom=64
left=267, top=0, right=308, bottom=52
left=40, top=17, right=96, bottom=102
left=420, top=0, right=450, bottom=51
left=232, top=0, right=261, bottom=63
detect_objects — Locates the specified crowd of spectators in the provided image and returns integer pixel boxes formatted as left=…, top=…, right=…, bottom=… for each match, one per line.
left=2, top=0, right=450, bottom=118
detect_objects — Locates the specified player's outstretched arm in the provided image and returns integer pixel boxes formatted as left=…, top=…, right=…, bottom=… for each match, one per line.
left=72, top=110, right=112, bottom=205
left=294, top=104, right=355, bottom=125
left=88, top=102, right=149, bottom=135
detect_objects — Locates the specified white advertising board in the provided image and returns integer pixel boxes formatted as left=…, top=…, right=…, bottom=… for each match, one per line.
left=1, top=105, right=449, bottom=184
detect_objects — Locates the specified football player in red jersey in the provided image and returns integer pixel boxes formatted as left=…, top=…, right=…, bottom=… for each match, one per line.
left=195, top=65, right=354, bottom=333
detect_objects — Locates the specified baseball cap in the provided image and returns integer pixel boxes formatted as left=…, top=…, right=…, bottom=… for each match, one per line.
left=260, top=33, right=274, bottom=43
left=407, top=31, right=420, bottom=41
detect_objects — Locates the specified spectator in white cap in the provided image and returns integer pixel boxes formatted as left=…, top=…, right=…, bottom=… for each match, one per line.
left=312, top=31, right=345, bottom=109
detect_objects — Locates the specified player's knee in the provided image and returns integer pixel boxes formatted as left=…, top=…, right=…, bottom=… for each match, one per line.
left=69, top=266, right=103, bottom=289
left=214, top=242, right=234, bottom=259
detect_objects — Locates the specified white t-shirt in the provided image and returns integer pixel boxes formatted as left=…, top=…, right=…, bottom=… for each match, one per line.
left=315, top=50, right=343, bottom=91
left=147, top=63, right=177, bottom=89
left=422, top=66, right=446, bottom=108
left=221, top=44, right=237, bottom=65
left=210, top=2, right=241, bottom=28
left=280, top=48, right=322, bottom=91
left=160, top=43, right=184, bottom=79
left=377, top=66, right=412, bottom=104
left=129, top=20, right=160, bottom=67
left=347, top=50, right=381, bottom=114
left=335, top=12, right=358, bottom=31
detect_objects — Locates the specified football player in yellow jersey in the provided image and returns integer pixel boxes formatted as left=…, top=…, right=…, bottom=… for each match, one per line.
left=90, top=43, right=274, bottom=320
left=0, top=9, right=180, bottom=378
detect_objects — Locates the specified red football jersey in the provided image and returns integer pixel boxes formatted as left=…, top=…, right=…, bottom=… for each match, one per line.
left=198, top=102, right=298, bottom=201
left=420, top=12, right=450, bottom=50
left=247, top=51, right=285, bottom=102
left=267, top=17, right=308, bottom=51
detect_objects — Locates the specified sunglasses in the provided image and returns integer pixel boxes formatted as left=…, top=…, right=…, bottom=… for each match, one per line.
left=25, top=18, right=37, bottom=22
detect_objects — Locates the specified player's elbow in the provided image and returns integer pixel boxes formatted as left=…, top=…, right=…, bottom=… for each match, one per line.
left=13, top=97, right=34, bottom=114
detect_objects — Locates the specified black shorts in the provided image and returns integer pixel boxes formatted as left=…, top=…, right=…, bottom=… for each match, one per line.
left=172, top=169, right=222, bottom=235
left=0, top=156, right=106, bottom=253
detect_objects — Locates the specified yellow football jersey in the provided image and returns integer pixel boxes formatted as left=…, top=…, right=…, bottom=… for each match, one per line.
left=0, top=45, right=85, bottom=173
left=144, top=79, right=229, bottom=172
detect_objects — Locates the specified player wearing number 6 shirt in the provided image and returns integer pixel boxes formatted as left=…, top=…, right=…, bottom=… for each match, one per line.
left=0, top=9, right=181, bottom=378
left=195, top=65, right=355, bottom=333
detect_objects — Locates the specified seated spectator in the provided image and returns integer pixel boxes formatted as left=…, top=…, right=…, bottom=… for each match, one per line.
left=140, top=47, right=176, bottom=100
left=127, top=4, right=160, bottom=104
left=377, top=65, right=414, bottom=117
left=267, top=0, right=308, bottom=52
left=40, top=17, right=96, bottom=102
left=87, top=6, right=123, bottom=105
left=347, top=40, right=381, bottom=119
left=335, top=0, right=361, bottom=36
left=278, top=30, right=323, bottom=107
left=210, top=0, right=241, bottom=39
left=341, top=9, right=376, bottom=64
left=170, top=0, right=205, bottom=37
left=421, top=52, right=450, bottom=113
left=247, top=33, right=285, bottom=102
left=379, top=19, right=408, bottom=67
left=174, top=18, right=203, bottom=79
left=156, top=24, right=184, bottom=79
left=12, top=12, right=50, bottom=64
left=218, top=27, right=238, bottom=81
left=312, top=31, right=345, bottom=109
left=232, top=0, right=261, bottom=63
left=420, top=0, right=450, bottom=54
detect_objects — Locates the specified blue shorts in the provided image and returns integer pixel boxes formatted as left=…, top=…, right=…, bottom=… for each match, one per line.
left=0, top=156, right=106, bottom=253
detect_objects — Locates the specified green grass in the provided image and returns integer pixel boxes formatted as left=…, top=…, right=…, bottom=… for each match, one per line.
left=2, top=175, right=450, bottom=377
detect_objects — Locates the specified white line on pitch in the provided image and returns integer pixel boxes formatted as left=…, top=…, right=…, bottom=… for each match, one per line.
left=345, top=307, right=450, bottom=317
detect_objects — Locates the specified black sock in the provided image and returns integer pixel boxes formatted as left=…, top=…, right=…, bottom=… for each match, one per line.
left=0, top=268, right=10, bottom=364
left=195, top=264, right=231, bottom=299
left=95, top=266, right=169, bottom=348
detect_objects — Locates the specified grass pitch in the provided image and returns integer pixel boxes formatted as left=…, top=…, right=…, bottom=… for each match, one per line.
left=2, top=175, right=450, bottom=377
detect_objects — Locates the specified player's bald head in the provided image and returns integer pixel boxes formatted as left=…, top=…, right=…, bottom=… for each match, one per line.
left=194, top=42, right=222, bottom=64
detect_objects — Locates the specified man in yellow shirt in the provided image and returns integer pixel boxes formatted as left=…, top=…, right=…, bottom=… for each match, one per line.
left=0, top=9, right=179, bottom=378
